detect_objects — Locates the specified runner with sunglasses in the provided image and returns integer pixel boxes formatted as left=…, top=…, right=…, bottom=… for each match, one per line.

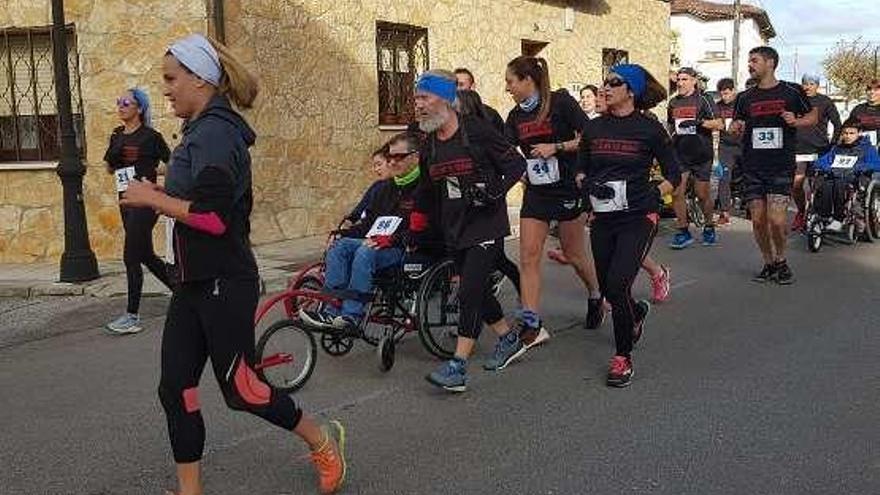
left=504, top=56, right=604, bottom=342
left=120, top=34, right=346, bottom=495
left=104, top=88, right=173, bottom=334
left=579, top=65, right=680, bottom=387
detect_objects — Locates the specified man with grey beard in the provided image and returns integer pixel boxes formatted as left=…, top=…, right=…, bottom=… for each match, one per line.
left=407, top=70, right=530, bottom=393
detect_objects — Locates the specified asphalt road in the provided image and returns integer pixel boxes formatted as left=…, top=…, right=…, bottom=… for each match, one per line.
left=1, top=218, right=879, bottom=495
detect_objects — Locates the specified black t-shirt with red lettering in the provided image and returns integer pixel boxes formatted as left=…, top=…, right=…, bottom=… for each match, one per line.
left=578, top=112, right=681, bottom=218
left=103, top=125, right=170, bottom=182
left=667, top=91, right=718, bottom=165
left=849, top=102, right=880, bottom=149
left=733, top=81, right=812, bottom=173
left=716, top=99, right=742, bottom=151
left=505, top=90, right=589, bottom=197
left=416, top=116, right=525, bottom=250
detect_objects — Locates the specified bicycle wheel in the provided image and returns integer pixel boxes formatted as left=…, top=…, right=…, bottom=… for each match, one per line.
left=255, top=319, right=317, bottom=394
left=687, top=196, right=706, bottom=229
left=416, top=260, right=459, bottom=360
left=867, top=184, right=880, bottom=240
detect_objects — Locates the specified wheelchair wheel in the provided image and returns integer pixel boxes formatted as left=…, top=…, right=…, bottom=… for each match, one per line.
left=416, top=259, right=459, bottom=360
left=867, top=184, right=880, bottom=240
left=255, top=319, right=317, bottom=394
left=806, top=215, right=823, bottom=253
left=377, top=335, right=396, bottom=372
left=320, top=332, right=355, bottom=356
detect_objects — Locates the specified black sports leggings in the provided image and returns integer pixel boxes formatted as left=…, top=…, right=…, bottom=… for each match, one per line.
left=455, top=241, right=505, bottom=339
left=813, top=176, right=849, bottom=221
left=120, top=206, right=171, bottom=313
left=495, top=239, right=521, bottom=296
left=591, top=213, right=658, bottom=358
left=158, top=278, right=303, bottom=463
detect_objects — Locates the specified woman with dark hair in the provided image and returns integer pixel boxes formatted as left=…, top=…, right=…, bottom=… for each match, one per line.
left=457, top=89, right=522, bottom=298
left=578, top=64, right=680, bottom=388
left=504, top=55, right=604, bottom=345
left=104, top=88, right=173, bottom=334
left=120, top=34, right=346, bottom=495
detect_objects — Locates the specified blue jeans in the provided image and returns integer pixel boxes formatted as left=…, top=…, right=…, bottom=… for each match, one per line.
left=323, top=237, right=403, bottom=320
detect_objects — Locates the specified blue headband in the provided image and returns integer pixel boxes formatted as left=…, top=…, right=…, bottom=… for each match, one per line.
left=415, top=73, right=457, bottom=103
left=611, top=64, right=647, bottom=100
left=129, top=88, right=152, bottom=128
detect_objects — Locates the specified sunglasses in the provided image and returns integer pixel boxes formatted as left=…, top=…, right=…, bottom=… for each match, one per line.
left=387, top=151, right=417, bottom=160
left=116, top=98, right=136, bottom=108
left=603, top=78, right=626, bottom=88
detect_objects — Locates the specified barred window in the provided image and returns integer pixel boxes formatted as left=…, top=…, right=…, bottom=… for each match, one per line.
left=602, top=48, right=629, bottom=80
left=0, top=26, right=85, bottom=162
left=376, top=22, right=428, bottom=126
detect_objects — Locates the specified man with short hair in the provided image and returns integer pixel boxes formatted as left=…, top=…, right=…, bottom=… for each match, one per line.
left=715, top=77, right=740, bottom=225
left=730, top=46, right=818, bottom=285
left=667, top=67, right=724, bottom=248
left=791, top=74, right=842, bottom=231
left=849, top=79, right=880, bottom=151
left=454, top=67, right=505, bottom=132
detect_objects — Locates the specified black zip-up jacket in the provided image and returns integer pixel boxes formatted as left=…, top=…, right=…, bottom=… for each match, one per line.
left=795, top=93, right=841, bottom=154
left=341, top=176, right=418, bottom=247
left=414, top=115, right=525, bottom=250
left=165, top=95, right=258, bottom=282
left=578, top=111, right=682, bottom=218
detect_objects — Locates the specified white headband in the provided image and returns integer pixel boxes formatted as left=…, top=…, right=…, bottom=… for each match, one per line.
left=169, top=34, right=221, bottom=87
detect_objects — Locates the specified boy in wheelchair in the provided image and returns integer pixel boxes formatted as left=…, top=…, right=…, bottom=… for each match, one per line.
left=812, top=119, right=880, bottom=232
left=300, top=132, right=424, bottom=333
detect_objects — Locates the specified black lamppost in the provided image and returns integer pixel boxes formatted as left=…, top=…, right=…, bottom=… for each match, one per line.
left=52, top=0, right=98, bottom=282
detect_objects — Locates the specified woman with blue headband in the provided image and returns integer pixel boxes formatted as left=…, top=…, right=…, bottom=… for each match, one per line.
left=104, top=88, right=172, bottom=335
left=578, top=64, right=681, bottom=388
left=119, top=34, right=346, bottom=495
left=504, top=55, right=604, bottom=345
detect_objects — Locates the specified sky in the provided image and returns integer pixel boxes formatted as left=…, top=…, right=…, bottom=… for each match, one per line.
left=743, top=0, right=880, bottom=82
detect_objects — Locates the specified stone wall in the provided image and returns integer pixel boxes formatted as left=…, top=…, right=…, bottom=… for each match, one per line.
left=224, top=0, right=672, bottom=243
left=1, top=0, right=671, bottom=263
left=0, top=0, right=208, bottom=263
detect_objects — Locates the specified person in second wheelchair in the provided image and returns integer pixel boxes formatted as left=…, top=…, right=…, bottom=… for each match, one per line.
left=299, top=132, right=423, bottom=333
left=812, top=119, right=880, bottom=232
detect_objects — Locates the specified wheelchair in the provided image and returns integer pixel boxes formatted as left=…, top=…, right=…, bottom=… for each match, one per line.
left=252, top=245, right=471, bottom=394
left=805, top=171, right=880, bottom=252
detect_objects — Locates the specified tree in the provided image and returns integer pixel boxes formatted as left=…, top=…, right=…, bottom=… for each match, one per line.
left=823, top=38, right=878, bottom=102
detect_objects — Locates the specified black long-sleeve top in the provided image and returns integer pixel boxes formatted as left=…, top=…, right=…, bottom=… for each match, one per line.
left=413, top=115, right=525, bottom=250
left=578, top=111, right=682, bottom=218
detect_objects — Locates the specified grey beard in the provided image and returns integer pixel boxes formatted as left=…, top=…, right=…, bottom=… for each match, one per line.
left=419, top=113, right=446, bottom=133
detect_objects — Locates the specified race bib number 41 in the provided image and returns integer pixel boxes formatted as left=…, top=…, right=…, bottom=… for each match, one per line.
left=114, top=166, right=136, bottom=192
left=526, top=156, right=560, bottom=185
left=752, top=127, right=783, bottom=150
left=367, top=216, right=402, bottom=237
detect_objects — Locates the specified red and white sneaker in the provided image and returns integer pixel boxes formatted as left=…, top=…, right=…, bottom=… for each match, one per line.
left=650, top=265, right=670, bottom=303
left=791, top=211, right=806, bottom=232
left=606, top=355, right=633, bottom=388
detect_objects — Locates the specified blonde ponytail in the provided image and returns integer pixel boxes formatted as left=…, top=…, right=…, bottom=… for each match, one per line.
left=207, top=37, right=259, bottom=109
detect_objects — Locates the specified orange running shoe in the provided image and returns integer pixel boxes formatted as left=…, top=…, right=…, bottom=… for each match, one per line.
left=310, top=420, right=347, bottom=494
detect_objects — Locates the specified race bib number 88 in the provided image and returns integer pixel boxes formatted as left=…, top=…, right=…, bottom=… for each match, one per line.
left=367, top=216, right=402, bottom=237
left=752, top=127, right=783, bottom=150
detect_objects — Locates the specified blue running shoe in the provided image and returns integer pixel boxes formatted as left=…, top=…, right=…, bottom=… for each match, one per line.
left=426, top=358, right=467, bottom=392
left=482, top=331, right=524, bottom=371
left=669, top=229, right=694, bottom=249
left=702, top=226, right=718, bottom=246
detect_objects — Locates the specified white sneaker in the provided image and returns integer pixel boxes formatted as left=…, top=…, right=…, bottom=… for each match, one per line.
left=106, top=313, right=142, bottom=334
left=827, top=220, right=844, bottom=232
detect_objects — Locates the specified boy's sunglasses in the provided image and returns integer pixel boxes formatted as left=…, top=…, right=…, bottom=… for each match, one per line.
left=387, top=150, right=418, bottom=160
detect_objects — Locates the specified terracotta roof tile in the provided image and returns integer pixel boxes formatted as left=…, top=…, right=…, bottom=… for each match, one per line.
left=671, top=0, right=776, bottom=38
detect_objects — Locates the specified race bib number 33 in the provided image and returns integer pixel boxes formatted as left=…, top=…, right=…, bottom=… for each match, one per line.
left=752, top=127, right=783, bottom=150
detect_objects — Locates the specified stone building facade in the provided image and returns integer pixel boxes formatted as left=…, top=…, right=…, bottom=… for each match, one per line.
left=0, top=0, right=671, bottom=264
